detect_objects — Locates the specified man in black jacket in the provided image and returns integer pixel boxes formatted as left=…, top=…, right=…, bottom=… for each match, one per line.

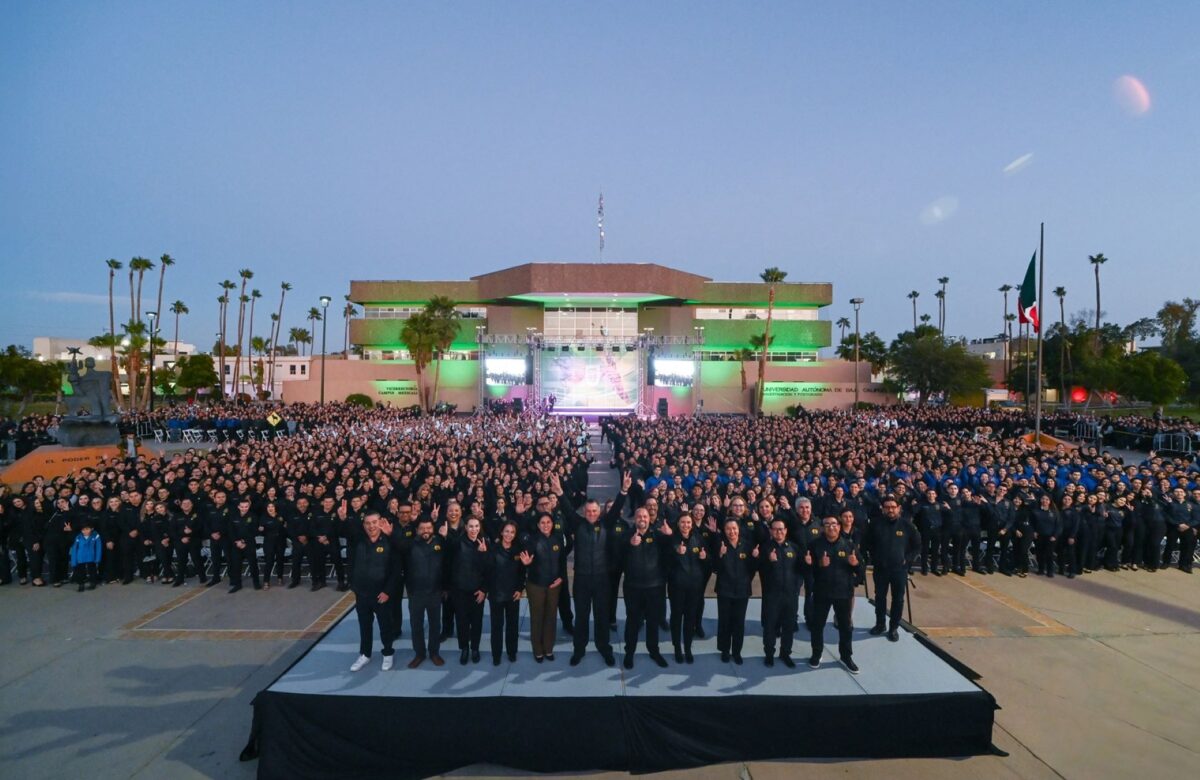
left=203, top=490, right=230, bottom=587
left=349, top=510, right=403, bottom=672
left=808, top=516, right=861, bottom=674
left=228, top=497, right=262, bottom=593
left=620, top=505, right=671, bottom=669
left=403, top=518, right=447, bottom=668
left=758, top=518, right=803, bottom=667
left=865, top=496, right=920, bottom=641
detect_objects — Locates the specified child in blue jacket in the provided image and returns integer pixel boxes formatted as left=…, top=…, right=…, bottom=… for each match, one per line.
left=70, top=520, right=103, bottom=592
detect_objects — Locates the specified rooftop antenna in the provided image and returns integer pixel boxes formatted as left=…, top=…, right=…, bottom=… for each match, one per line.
left=597, top=191, right=605, bottom=261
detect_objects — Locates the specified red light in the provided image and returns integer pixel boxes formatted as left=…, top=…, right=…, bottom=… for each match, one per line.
left=1070, top=386, right=1088, bottom=404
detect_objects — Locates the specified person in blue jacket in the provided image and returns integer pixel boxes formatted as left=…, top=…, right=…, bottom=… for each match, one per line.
left=70, top=519, right=103, bottom=592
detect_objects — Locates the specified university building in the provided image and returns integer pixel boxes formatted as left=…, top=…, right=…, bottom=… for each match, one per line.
left=283, top=262, right=888, bottom=413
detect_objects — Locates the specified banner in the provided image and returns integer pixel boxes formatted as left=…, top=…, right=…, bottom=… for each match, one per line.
left=541, top=351, right=639, bottom=409
left=372, top=380, right=419, bottom=398
left=762, top=382, right=833, bottom=399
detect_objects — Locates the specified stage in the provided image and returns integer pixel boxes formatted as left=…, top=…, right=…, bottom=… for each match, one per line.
left=250, top=597, right=996, bottom=778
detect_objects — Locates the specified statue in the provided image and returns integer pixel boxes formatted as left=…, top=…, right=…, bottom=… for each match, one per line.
left=57, top=350, right=121, bottom=447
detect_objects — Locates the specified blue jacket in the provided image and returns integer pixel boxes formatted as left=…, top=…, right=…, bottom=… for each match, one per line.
left=70, top=533, right=103, bottom=566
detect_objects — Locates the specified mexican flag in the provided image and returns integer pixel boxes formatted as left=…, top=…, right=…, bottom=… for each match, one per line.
left=1017, top=251, right=1039, bottom=332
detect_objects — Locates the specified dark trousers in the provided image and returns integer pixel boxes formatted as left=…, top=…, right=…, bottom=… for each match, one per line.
left=944, top=528, right=965, bottom=572
left=558, top=568, right=574, bottom=628
left=1179, top=528, right=1197, bottom=570
left=716, top=595, right=749, bottom=655
left=174, top=542, right=204, bottom=582
left=408, top=592, right=442, bottom=657
left=262, top=535, right=286, bottom=580
left=1101, top=527, right=1122, bottom=569
left=331, top=539, right=346, bottom=584
left=762, top=591, right=798, bottom=658
left=607, top=567, right=624, bottom=625
left=490, top=598, right=520, bottom=660
left=1059, top=540, right=1078, bottom=575
left=355, top=592, right=395, bottom=657
left=873, top=568, right=907, bottom=627
left=71, top=562, right=99, bottom=586
left=229, top=542, right=260, bottom=588
left=993, top=533, right=1013, bottom=573
left=452, top=589, right=485, bottom=651
left=156, top=541, right=175, bottom=580
left=44, top=539, right=68, bottom=584
left=1161, top=526, right=1179, bottom=567
left=1123, top=522, right=1145, bottom=566
left=1144, top=523, right=1165, bottom=569
left=963, top=529, right=983, bottom=570
left=289, top=538, right=309, bottom=583
left=102, top=542, right=120, bottom=582
left=573, top=574, right=612, bottom=653
left=623, top=585, right=664, bottom=653
left=1014, top=533, right=1033, bottom=573
left=391, top=581, right=406, bottom=635
left=922, top=527, right=942, bottom=572
left=24, top=543, right=43, bottom=581
left=120, top=537, right=143, bottom=583
left=1035, top=536, right=1056, bottom=574
left=310, top=540, right=331, bottom=585
left=669, top=581, right=703, bottom=651
left=207, top=537, right=227, bottom=582
left=0, top=542, right=11, bottom=584
left=811, top=595, right=854, bottom=660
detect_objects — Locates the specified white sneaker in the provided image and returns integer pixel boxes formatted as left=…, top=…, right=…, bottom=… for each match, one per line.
left=350, top=654, right=370, bottom=672
left=381, top=655, right=394, bottom=671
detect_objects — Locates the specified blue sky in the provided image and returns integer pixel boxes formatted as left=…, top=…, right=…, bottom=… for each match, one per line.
left=2, top=2, right=1197, bottom=350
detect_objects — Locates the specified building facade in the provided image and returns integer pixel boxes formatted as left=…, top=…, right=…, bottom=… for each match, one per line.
left=282, top=262, right=890, bottom=413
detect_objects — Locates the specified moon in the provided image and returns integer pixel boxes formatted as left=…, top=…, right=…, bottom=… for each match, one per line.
left=1114, top=75, right=1151, bottom=116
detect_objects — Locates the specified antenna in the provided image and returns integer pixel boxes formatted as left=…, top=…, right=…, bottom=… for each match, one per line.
left=597, top=191, right=605, bottom=260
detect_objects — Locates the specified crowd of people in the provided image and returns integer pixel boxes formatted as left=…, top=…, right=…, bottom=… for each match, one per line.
left=1, top=401, right=1197, bottom=677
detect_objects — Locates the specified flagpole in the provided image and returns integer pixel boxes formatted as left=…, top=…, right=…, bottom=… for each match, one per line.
left=1034, top=223, right=1045, bottom=444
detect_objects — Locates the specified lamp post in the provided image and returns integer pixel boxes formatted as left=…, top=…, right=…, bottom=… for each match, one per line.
left=850, top=298, right=864, bottom=409
left=146, top=311, right=158, bottom=412
left=319, top=295, right=331, bottom=404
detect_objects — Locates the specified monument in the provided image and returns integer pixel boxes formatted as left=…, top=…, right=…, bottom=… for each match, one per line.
left=57, top=350, right=122, bottom=446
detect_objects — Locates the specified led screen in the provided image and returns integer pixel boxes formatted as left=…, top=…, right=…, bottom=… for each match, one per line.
left=484, top=357, right=527, bottom=386
left=540, top=350, right=639, bottom=409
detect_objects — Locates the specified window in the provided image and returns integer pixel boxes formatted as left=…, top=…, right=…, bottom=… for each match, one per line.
left=362, top=306, right=487, bottom=319
left=289, top=365, right=296, bottom=375
left=543, top=308, right=638, bottom=338
left=694, top=307, right=817, bottom=321
left=703, top=350, right=819, bottom=363
left=300, top=365, right=307, bottom=375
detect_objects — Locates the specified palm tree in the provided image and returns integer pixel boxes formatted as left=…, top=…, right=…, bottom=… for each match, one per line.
left=1004, top=313, right=1017, bottom=378
left=936, top=276, right=950, bottom=333
left=288, top=327, right=308, bottom=356
left=245, top=288, right=261, bottom=394
left=424, top=296, right=459, bottom=406
left=919, top=313, right=932, bottom=325
left=907, top=290, right=920, bottom=330
left=1052, top=286, right=1068, bottom=405
left=232, top=269, right=253, bottom=398
left=400, top=311, right=437, bottom=411
left=306, top=307, right=323, bottom=359
left=218, top=280, right=236, bottom=396
left=153, top=255, right=174, bottom=337
left=756, top=267, right=788, bottom=414
left=342, top=296, right=357, bottom=357
left=1089, top=253, right=1108, bottom=344
left=169, top=300, right=188, bottom=356
left=127, top=256, right=154, bottom=407
left=268, top=282, right=291, bottom=396
left=735, top=347, right=755, bottom=393
left=250, top=336, right=268, bottom=356
left=835, top=317, right=851, bottom=343
left=105, top=259, right=123, bottom=406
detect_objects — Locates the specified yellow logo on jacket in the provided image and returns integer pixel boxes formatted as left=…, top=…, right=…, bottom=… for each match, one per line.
left=376, top=546, right=384, bottom=553
left=552, top=545, right=560, bottom=552
left=896, top=530, right=904, bottom=536
left=838, top=550, right=846, bottom=557
left=786, top=551, right=795, bottom=558
left=433, top=545, right=441, bottom=552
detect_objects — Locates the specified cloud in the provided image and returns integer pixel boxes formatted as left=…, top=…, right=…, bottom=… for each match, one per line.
left=919, top=196, right=959, bottom=226
left=1003, top=153, right=1034, bottom=175
left=26, top=291, right=110, bottom=305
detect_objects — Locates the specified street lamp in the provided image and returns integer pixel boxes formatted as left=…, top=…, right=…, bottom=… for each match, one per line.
left=849, top=298, right=864, bottom=409
left=319, top=295, right=331, bottom=404
left=146, top=311, right=158, bottom=413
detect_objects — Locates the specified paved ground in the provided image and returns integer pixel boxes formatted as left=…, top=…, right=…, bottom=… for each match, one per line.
left=1, top=432, right=1197, bottom=779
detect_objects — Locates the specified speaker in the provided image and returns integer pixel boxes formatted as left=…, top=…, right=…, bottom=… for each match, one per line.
left=656, top=398, right=669, bottom=417
left=513, top=397, right=524, bottom=414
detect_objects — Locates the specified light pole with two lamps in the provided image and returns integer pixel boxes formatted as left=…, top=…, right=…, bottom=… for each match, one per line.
left=849, top=297, right=864, bottom=409
left=146, top=311, right=159, bottom=412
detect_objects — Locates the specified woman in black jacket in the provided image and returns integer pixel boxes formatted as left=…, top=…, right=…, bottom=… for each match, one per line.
left=668, top=512, right=708, bottom=664
left=450, top=517, right=489, bottom=664
left=486, top=521, right=526, bottom=665
left=523, top=513, right=564, bottom=662
left=712, top=517, right=755, bottom=664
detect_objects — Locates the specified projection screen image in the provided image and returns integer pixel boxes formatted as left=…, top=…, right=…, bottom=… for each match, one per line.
left=540, top=350, right=639, bottom=410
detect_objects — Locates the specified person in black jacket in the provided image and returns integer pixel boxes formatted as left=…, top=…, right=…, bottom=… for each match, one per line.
left=1138, top=487, right=1166, bottom=572
left=1031, top=494, right=1061, bottom=578
left=668, top=511, right=709, bottom=664
left=808, top=516, right=861, bottom=673
left=203, top=490, right=230, bottom=588
left=348, top=510, right=402, bottom=672
left=758, top=518, right=803, bottom=667
left=1058, top=495, right=1082, bottom=578
left=552, top=471, right=628, bottom=667
left=486, top=521, right=525, bottom=665
left=228, top=496, right=262, bottom=593
left=403, top=517, right=448, bottom=667
left=286, top=496, right=312, bottom=589
left=170, top=497, right=204, bottom=586
left=713, top=517, right=754, bottom=665
left=915, top=490, right=944, bottom=576
left=44, top=498, right=76, bottom=587
left=260, top=501, right=287, bottom=586
left=620, top=506, right=671, bottom=669
left=15, top=496, right=46, bottom=586
left=310, top=495, right=343, bottom=592
left=523, top=512, right=564, bottom=663
left=865, top=496, right=920, bottom=641
left=449, top=517, right=489, bottom=664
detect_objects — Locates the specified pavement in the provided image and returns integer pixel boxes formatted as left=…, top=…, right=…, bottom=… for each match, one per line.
left=1, top=430, right=1197, bottom=779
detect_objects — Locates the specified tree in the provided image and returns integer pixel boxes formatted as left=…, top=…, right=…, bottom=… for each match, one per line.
left=887, top=325, right=990, bottom=406
left=735, top=347, right=755, bottom=393
left=250, top=336, right=268, bottom=356
left=937, top=276, right=950, bottom=333
left=919, top=313, right=932, bottom=325
left=425, top=295, right=460, bottom=406
left=1088, top=253, right=1107, bottom=342
left=1156, top=298, right=1199, bottom=350
left=233, top=269, right=253, bottom=399
left=217, top=280, right=236, bottom=397
left=174, top=354, right=219, bottom=396
left=1117, top=351, right=1186, bottom=406
left=907, top=290, right=920, bottom=330
left=170, top=300, right=189, bottom=355
left=835, top=331, right=888, bottom=372
left=306, top=307, right=323, bottom=357
left=400, top=311, right=437, bottom=411
left=288, top=327, right=310, bottom=356
left=1122, top=317, right=1159, bottom=351
left=343, top=297, right=357, bottom=357
left=755, top=267, right=788, bottom=414
left=126, top=256, right=154, bottom=408
left=1004, top=313, right=1017, bottom=378
left=268, top=282, right=291, bottom=395
left=1053, top=286, right=1067, bottom=406
left=835, top=317, right=851, bottom=343
left=0, top=345, right=61, bottom=416
left=104, top=258, right=123, bottom=406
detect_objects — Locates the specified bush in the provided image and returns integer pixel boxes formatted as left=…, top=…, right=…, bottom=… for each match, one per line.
left=345, top=393, right=374, bottom=409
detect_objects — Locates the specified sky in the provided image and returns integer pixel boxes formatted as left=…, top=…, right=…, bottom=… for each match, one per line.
left=2, top=1, right=1198, bottom=352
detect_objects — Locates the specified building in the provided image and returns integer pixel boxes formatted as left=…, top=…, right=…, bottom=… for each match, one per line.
left=282, top=262, right=891, bottom=413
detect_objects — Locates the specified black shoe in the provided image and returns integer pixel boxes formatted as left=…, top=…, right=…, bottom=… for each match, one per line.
left=493, top=655, right=501, bottom=666
left=601, top=650, right=616, bottom=667
left=694, top=625, right=707, bottom=639
left=508, top=652, right=517, bottom=662
left=808, top=654, right=821, bottom=669
left=623, top=654, right=634, bottom=669
left=205, top=578, right=220, bottom=588
left=649, top=651, right=668, bottom=668
left=869, top=624, right=886, bottom=636
left=841, top=657, right=860, bottom=674
left=732, top=652, right=743, bottom=665
left=460, top=649, right=469, bottom=665
left=312, top=582, right=324, bottom=591
left=535, top=655, right=544, bottom=664
left=471, top=650, right=480, bottom=663
left=781, top=655, right=796, bottom=668
left=172, top=580, right=183, bottom=588
left=286, top=581, right=300, bottom=589
left=887, top=629, right=900, bottom=642
left=570, top=653, right=584, bottom=667
left=674, top=647, right=684, bottom=664
left=684, top=649, right=694, bottom=664
left=228, top=585, right=242, bottom=593
left=721, top=651, right=731, bottom=663
left=85, top=582, right=96, bottom=591
left=764, top=655, right=774, bottom=667
left=545, top=653, right=555, bottom=662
